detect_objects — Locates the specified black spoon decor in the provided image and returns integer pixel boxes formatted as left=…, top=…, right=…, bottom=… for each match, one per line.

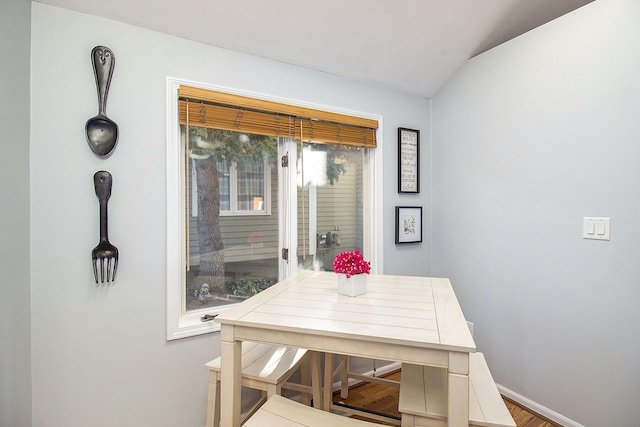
left=86, top=46, right=118, bottom=157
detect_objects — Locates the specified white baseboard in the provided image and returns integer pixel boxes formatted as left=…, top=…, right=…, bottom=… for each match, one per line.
left=497, top=383, right=585, bottom=427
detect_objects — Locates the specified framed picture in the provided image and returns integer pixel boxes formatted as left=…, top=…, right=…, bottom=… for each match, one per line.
left=398, top=127, right=420, bottom=193
left=395, top=206, right=422, bottom=244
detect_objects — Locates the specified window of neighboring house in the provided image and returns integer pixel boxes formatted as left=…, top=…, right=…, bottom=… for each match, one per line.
left=190, top=157, right=271, bottom=216
left=166, top=78, right=381, bottom=340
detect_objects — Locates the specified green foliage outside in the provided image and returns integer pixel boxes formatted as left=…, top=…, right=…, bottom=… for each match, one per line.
left=225, top=278, right=277, bottom=297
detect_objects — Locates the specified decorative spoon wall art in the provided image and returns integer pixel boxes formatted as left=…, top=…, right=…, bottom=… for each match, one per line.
left=86, top=46, right=119, bottom=157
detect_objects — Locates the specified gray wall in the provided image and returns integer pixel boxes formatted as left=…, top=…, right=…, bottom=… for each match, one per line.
left=432, top=1, right=640, bottom=426
left=29, top=4, right=429, bottom=426
left=0, top=0, right=32, bottom=426
left=21, top=1, right=634, bottom=425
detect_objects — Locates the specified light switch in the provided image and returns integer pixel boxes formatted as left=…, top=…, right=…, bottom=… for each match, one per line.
left=583, top=217, right=610, bottom=240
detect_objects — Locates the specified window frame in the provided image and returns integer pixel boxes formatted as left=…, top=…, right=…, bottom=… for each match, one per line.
left=166, top=77, right=384, bottom=340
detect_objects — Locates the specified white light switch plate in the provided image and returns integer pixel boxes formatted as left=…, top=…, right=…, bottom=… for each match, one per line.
left=583, top=217, right=610, bottom=240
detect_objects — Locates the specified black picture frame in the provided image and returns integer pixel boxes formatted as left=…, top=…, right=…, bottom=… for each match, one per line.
left=395, top=206, right=423, bottom=244
left=398, top=127, right=420, bottom=193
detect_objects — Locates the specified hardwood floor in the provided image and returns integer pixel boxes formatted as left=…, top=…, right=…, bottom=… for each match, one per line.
left=502, top=396, right=559, bottom=427
left=332, top=371, right=560, bottom=427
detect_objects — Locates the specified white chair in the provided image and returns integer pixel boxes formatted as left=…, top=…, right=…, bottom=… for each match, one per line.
left=205, top=342, right=319, bottom=427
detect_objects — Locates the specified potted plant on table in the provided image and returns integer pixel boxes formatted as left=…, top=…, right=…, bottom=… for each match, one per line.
left=333, top=250, right=371, bottom=296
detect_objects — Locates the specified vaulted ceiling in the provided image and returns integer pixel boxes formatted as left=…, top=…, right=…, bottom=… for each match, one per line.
left=36, top=0, right=594, bottom=98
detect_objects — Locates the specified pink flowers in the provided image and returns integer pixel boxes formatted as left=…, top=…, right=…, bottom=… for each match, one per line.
left=333, top=250, right=371, bottom=278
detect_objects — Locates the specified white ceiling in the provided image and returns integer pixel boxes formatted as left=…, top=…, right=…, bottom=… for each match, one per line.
left=36, top=0, right=594, bottom=98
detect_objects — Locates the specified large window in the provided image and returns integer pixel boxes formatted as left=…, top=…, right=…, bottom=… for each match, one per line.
left=166, top=79, right=382, bottom=339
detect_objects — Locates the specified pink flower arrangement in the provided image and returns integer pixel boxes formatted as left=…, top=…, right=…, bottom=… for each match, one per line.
left=333, top=250, right=371, bottom=278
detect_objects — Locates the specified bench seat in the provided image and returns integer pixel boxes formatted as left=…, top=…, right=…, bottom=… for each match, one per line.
left=399, top=352, right=516, bottom=427
left=205, top=342, right=317, bottom=427
left=242, top=394, right=384, bottom=427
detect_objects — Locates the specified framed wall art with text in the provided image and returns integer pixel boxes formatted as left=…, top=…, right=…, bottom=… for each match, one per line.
left=398, top=127, right=419, bottom=193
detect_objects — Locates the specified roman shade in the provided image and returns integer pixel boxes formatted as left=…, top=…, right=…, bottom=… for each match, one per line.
left=179, top=85, right=377, bottom=148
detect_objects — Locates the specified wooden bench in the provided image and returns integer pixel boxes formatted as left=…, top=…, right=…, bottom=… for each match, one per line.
left=242, top=394, right=385, bottom=426
left=205, top=342, right=320, bottom=427
left=399, top=352, right=516, bottom=427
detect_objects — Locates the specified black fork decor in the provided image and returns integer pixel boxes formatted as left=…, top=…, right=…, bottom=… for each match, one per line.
left=92, top=171, right=119, bottom=283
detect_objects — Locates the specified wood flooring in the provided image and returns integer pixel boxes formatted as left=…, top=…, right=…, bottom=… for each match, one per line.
left=332, top=370, right=560, bottom=427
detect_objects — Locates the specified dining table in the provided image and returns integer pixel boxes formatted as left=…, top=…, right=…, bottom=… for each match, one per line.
left=215, top=270, right=476, bottom=427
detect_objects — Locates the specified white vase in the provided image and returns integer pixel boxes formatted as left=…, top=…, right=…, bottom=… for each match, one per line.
left=337, top=273, right=367, bottom=297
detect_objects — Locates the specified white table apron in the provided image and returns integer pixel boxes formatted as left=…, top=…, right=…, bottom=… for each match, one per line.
left=216, top=271, right=475, bottom=427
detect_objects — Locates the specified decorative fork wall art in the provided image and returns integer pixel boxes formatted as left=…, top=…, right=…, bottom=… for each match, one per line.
left=92, top=170, right=119, bottom=283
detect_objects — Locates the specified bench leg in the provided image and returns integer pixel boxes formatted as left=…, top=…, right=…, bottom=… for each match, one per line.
left=300, top=356, right=311, bottom=406
left=323, top=352, right=335, bottom=411
left=266, top=383, right=278, bottom=398
left=206, top=373, right=221, bottom=427
left=340, top=355, right=349, bottom=399
left=400, top=414, right=414, bottom=427
left=309, top=351, right=323, bottom=409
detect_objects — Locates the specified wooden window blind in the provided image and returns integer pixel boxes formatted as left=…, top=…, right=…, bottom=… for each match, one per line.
left=179, top=85, right=377, bottom=148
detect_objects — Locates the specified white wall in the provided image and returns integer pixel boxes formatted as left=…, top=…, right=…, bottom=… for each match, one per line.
left=0, top=0, right=32, bottom=426
left=29, top=4, right=430, bottom=426
left=432, top=1, right=640, bottom=426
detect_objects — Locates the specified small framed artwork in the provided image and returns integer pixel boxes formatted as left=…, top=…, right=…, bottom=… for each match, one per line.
left=395, top=206, right=422, bottom=244
left=398, top=127, right=420, bottom=193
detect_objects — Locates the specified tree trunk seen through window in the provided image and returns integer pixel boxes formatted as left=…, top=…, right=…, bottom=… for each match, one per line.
left=194, top=157, right=225, bottom=293
left=188, top=128, right=277, bottom=308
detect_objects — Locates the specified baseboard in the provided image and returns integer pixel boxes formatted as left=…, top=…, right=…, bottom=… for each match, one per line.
left=497, top=384, right=585, bottom=427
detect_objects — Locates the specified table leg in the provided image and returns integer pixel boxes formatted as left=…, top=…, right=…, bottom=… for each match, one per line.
left=448, top=352, right=470, bottom=427
left=219, top=326, right=242, bottom=427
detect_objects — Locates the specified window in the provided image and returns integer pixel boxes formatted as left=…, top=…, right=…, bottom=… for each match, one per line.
left=191, top=156, right=271, bottom=215
left=184, top=128, right=278, bottom=316
left=166, top=78, right=382, bottom=339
